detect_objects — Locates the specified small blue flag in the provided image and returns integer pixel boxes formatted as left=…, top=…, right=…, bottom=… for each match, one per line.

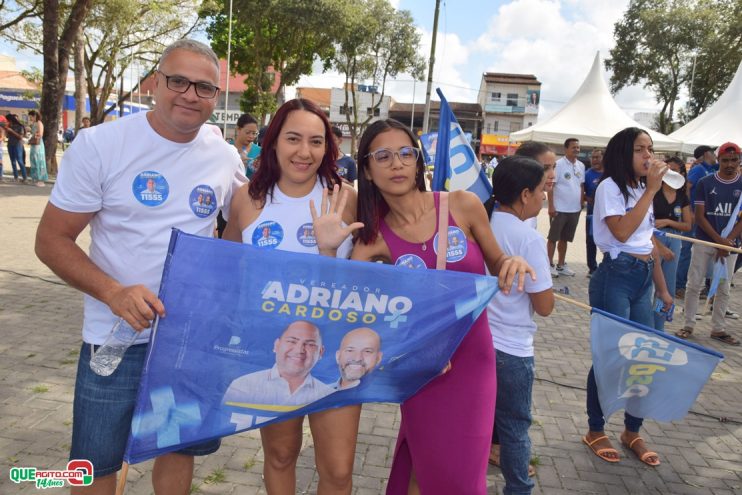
left=590, top=308, right=722, bottom=422
left=431, top=89, right=492, bottom=202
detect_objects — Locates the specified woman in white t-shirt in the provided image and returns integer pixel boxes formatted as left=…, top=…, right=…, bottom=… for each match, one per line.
left=224, top=98, right=360, bottom=494
left=484, top=156, right=554, bottom=493
left=582, top=127, right=673, bottom=468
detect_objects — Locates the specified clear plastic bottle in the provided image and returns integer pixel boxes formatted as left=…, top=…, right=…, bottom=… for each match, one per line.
left=89, top=319, right=140, bottom=376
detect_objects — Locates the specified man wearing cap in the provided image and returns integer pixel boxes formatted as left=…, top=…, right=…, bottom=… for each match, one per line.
left=678, top=142, right=742, bottom=346
left=675, top=145, right=719, bottom=297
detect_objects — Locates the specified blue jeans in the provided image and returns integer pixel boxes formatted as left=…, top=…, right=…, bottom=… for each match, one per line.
left=586, top=216, right=597, bottom=272
left=586, top=252, right=654, bottom=433
left=72, top=343, right=220, bottom=477
left=491, top=350, right=534, bottom=495
left=7, top=141, right=27, bottom=180
left=653, top=229, right=681, bottom=330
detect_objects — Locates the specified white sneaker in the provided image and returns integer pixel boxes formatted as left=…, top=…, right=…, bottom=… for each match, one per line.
left=556, top=264, right=575, bottom=277
left=550, top=264, right=559, bottom=277
left=725, top=310, right=739, bottom=319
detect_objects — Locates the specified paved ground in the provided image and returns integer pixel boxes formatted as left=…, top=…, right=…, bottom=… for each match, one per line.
left=0, top=179, right=740, bottom=494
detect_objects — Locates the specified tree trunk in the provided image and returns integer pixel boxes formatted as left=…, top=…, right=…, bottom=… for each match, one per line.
left=74, top=25, right=85, bottom=131
left=40, top=0, right=60, bottom=174
left=40, top=0, right=92, bottom=175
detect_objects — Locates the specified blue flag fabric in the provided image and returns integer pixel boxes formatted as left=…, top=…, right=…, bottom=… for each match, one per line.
left=590, top=308, right=723, bottom=422
left=431, top=88, right=493, bottom=202
left=123, top=230, right=498, bottom=464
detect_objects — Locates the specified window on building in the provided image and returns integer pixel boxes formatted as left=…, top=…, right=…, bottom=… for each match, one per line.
left=506, top=93, right=519, bottom=107
left=485, top=123, right=491, bottom=134
left=340, top=104, right=353, bottom=115
left=491, top=92, right=501, bottom=102
left=366, top=107, right=380, bottom=117
left=510, top=122, right=522, bottom=132
left=493, top=121, right=499, bottom=132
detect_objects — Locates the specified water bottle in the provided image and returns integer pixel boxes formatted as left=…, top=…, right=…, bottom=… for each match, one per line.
left=89, top=319, right=140, bottom=376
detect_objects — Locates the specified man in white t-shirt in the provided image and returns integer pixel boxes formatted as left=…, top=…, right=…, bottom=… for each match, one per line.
left=547, top=138, right=585, bottom=277
left=35, top=39, right=246, bottom=494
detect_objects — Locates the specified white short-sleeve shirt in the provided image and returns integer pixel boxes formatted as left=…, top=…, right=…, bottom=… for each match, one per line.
left=592, top=178, right=654, bottom=260
left=553, top=156, right=585, bottom=212
left=50, top=112, right=247, bottom=344
left=486, top=212, right=553, bottom=357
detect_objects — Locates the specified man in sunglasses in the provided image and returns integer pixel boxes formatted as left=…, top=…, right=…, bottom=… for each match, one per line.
left=35, top=39, right=246, bottom=494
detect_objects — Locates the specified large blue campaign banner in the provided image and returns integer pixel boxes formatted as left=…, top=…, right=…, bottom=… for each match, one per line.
left=123, top=230, right=498, bottom=464
left=431, top=88, right=492, bottom=202
left=590, top=309, right=723, bottom=422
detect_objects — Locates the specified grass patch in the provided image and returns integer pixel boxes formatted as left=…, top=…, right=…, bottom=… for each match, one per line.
left=531, top=419, right=542, bottom=427
left=59, top=358, right=77, bottom=365
left=530, top=456, right=540, bottom=466
left=67, top=349, right=79, bottom=357
left=243, top=458, right=255, bottom=470
left=26, top=353, right=36, bottom=358
left=189, top=483, right=201, bottom=494
left=203, top=468, right=226, bottom=484
left=31, top=385, right=49, bottom=393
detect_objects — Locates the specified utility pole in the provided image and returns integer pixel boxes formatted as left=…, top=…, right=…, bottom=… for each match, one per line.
left=422, top=0, right=440, bottom=135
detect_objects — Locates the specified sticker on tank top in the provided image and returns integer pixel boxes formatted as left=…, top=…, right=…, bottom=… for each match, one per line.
left=673, top=205, right=681, bottom=220
left=132, top=171, right=169, bottom=206
left=296, top=223, right=317, bottom=248
left=252, top=221, right=284, bottom=248
left=432, top=226, right=467, bottom=263
left=189, top=185, right=217, bottom=218
left=395, top=254, right=427, bottom=269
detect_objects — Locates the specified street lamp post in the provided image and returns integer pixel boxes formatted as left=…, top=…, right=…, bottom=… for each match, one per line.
left=422, top=0, right=441, bottom=135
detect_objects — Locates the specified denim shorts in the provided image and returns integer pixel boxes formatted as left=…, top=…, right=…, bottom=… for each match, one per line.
left=71, top=342, right=220, bottom=477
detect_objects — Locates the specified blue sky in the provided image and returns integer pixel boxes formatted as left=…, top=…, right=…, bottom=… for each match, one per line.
left=2, top=0, right=662, bottom=120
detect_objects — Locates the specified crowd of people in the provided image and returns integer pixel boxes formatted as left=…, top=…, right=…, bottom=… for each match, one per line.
left=27, top=39, right=741, bottom=495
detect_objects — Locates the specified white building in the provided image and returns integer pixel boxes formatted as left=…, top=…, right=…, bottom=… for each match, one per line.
left=478, top=73, right=542, bottom=156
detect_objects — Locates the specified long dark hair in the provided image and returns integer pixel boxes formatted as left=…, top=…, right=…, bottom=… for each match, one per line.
left=248, top=99, right=340, bottom=207
left=485, top=156, right=544, bottom=218
left=515, top=141, right=552, bottom=160
left=357, top=119, right=426, bottom=244
left=601, top=127, right=651, bottom=202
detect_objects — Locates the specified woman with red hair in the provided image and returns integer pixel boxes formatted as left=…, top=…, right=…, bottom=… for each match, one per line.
left=224, top=98, right=361, bottom=494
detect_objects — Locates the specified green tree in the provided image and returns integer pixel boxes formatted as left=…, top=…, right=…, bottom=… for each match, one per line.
left=607, top=0, right=741, bottom=133
left=0, top=0, right=42, bottom=31
left=329, top=0, right=425, bottom=151
left=203, top=0, right=343, bottom=119
left=82, top=0, right=203, bottom=124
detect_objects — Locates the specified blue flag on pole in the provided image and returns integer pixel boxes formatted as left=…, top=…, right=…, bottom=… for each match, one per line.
left=123, top=230, right=498, bottom=464
left=431, top=88, right=493, bottom=202
left=590, top=308, right=723, bottom=422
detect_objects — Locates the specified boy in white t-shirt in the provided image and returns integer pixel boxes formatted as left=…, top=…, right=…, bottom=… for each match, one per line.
left=485, top=156, right=554, bottom=494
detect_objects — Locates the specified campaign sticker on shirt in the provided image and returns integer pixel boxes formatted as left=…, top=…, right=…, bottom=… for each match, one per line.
left=132, top=171, right=169, bottom=206
left=673, top=205, right=682, bottom=220
left=564, top=172, right=571, bottom=180
left=433, top=226, right=468, bottom=263
left=395, top=254, right=427, bottom=269
left=296, top=223, right=317, bottom=248
left=253, top=221, right=284, bottom=249
left=189, top=185, right=217, bottom=218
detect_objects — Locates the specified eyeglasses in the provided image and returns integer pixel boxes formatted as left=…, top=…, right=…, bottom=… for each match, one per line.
left=366, top=146, right=420, bottom=167
left=157, top=70, right=220, bottom=99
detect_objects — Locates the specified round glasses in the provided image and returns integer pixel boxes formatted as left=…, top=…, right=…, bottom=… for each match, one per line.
left=366, top=146, right=421, bottom=167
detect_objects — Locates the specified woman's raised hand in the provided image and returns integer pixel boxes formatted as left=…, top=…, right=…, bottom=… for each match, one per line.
left=309, top=185, right=364, bottom=256
left=646, top=159, right=668, bottom=194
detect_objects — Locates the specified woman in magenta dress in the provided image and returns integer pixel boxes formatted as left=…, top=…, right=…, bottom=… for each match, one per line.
left=312, top=119, right=534, bottom=494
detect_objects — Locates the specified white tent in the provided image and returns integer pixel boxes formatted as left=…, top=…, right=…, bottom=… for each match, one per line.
left=510, top=52, right=681, bottom=151
left=670, top=61, right=742, bottom=153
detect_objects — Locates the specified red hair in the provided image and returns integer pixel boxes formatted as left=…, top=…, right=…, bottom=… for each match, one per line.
left=249, top=98, right=341, bottom=206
